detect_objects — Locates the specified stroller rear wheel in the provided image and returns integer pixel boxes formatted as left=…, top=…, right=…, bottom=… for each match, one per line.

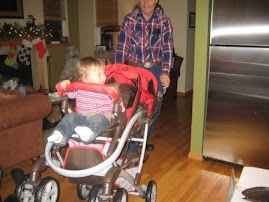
left=88, top=184, right=102, bottom=202
left=35, top=176, right=59, bottom=202
left=77, top=184, right=91, bottom=200
left=145, top=180, right=157, bottom=202
left=113, top=188, right=128, bottom=202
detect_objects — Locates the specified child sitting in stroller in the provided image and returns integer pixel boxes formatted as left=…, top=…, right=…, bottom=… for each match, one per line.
left=14, top=63, right=159, bottom=202
left=48, top=56, right=125, bottom=146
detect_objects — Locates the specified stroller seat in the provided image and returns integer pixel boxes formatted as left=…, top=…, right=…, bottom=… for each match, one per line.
left=56, top=80, right=140, bottom=183
left=57, top=77, right=140, bottom=158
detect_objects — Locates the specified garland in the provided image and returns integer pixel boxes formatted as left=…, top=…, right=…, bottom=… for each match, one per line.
left=0, top=22, right=53, bottom=41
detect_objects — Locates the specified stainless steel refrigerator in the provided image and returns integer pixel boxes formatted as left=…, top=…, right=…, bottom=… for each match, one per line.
left=203, top=0, right=269, bottom=169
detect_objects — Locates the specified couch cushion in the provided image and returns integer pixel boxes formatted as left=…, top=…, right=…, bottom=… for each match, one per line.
left=0, top=93, right=52, bottom=130
left=0, top=119, right=44, bottom=168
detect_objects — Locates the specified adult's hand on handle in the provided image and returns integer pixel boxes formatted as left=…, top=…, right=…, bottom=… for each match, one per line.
left=160, top=74, right=170, bottom=89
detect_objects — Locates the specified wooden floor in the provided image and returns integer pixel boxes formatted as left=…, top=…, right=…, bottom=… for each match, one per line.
left=1, top=95, right=243, bottom=202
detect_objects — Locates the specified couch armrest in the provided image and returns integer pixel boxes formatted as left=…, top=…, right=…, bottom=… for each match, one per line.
left=0, top=93, right=52, bottom=130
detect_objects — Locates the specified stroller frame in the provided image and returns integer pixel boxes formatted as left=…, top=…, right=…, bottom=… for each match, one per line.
left=45, top=109, right=150, bottom=200
left=15, top=64, right=159, bottom=202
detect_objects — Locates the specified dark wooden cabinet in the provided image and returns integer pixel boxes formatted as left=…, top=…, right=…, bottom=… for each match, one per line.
left=165, top=56, right=183, bottom=98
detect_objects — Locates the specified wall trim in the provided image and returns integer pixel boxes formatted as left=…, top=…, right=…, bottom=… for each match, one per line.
left=177, top=90, right=193, bottom=97
left=188, top=152, right=203, bottom=161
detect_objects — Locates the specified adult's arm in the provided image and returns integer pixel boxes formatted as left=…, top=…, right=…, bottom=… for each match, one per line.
left=115, top=17, right=130, bottom=64
left=161, top=17, right=174, bottom=76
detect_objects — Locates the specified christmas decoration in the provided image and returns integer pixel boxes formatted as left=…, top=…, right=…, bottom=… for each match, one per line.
left=0, top=22, right=53, bottom=41
left=2, top=79, right=18, bottom=90
left=4, top=42, right=18, bottom=68
left=26, top=15, right=36, bottom=28
left=32, top=37, right=46, bottom=58
left=18, top=39, right=33, bottom=66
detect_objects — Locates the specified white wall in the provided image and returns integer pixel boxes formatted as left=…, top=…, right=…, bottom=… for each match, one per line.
left=118, top=0, right=137, bottom=24
left=161, top=0, right=188, bottom=93
left=78, top=0, right=95, bottom=57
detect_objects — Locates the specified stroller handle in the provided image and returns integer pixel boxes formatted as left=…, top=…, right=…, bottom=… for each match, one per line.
left=45, top=110, right=147, bottom=178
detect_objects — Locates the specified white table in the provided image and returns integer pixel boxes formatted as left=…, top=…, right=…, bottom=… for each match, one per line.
left=229, top=167, right=269, bottom=201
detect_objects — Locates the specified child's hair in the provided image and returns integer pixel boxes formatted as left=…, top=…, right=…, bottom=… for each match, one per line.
left=76, top=57, right=105, bottom=81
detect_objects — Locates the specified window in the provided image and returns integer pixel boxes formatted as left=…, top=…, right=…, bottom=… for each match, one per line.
left=43, top=0, right=68, bottom=43
left=96, top=0, right=118, bottom=27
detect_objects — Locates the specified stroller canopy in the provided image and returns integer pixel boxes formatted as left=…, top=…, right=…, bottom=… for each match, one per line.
left=106, top=64, right=158, bottom=120
left=55, top=63, right=158, bottom=122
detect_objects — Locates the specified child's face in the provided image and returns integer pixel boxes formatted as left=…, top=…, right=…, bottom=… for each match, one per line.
left=83, top=67, right=106, bottom=84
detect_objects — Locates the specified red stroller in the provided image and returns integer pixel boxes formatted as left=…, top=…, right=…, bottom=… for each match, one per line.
left=16, top=64, right=160, bottom=202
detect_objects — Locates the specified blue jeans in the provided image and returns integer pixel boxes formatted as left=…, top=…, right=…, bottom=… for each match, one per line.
left=53, top=112, right=110, bottom=146
left=144, top=65, right=163, bottom=135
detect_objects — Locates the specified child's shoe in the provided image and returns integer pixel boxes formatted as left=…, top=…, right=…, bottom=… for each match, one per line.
left=48, top=130, right=64, bottom=144
left=75, top=126, right=96, bottom=143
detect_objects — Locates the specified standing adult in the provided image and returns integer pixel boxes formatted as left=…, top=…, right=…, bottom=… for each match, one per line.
left=115, top=0, right=174, bottom=151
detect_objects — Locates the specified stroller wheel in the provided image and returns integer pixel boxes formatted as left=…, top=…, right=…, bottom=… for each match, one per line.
left=88, top=184, right=102, bottom=202
left=145, top=180, right=157, bottom=202
left=113, top=188, right=128, bottom=202
left=16, top=181, right=35, bottom=202
left=77, top=184, right=91, bottom=200
left=35, top=176, right=59, bottom=202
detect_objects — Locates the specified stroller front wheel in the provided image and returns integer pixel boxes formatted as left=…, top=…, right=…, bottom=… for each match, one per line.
left=88, top=184, right=102, bottom=202
left=77, top=184, right=91, bottom=200
left=145, top=180, right=157, bottom=202
left=16, top=181, right=35, bottom=202
left=113, top=188, right=128, bottom=202
left=35, top=176, right=59, bottom=202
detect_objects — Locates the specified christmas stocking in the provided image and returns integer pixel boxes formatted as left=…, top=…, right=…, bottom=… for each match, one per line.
left=32, top=37, right=46, bottom=58
left=4, top=42, right=18, bottom=69
left=18, top=39, right=33, bottom=66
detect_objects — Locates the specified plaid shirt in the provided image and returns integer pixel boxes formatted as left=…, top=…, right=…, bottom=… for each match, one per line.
left=115, top=9, right=174, bottom=75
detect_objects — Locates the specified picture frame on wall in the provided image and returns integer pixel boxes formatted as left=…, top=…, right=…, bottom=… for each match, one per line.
left=189, top=12, right=196, bottom=28
left=96, top=45, right=107, bottom=51
left=0, top=0, right=24, bottom=19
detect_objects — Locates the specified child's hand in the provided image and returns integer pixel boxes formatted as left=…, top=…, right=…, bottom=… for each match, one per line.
left=60, top=80, right=71, bottom=89
left=120, top=101, right=126, bottom=113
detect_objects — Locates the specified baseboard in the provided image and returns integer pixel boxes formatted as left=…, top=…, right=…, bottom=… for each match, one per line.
left=188, top=152, right=203, bottom=161
left=177, top=90, right=193, bottom=97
